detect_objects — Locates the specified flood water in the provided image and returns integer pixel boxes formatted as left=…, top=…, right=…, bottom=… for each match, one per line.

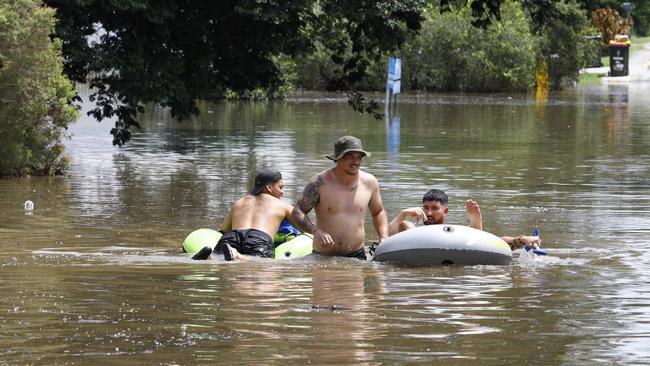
left=2, top=83, right=650, bottom=364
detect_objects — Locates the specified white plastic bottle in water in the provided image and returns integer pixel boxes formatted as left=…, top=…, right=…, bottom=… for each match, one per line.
left=24, top=200, right=34, bottom=211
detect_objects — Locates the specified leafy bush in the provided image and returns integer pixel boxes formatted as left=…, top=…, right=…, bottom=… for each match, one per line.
left=633, top=1, right=650, bottom=36
left=400, top=1, right=537, bottom=92
left=293, top=43, right=388, bottom=92
left=532, top=0, right=593, bottom=89
left=0, top=0, right=78, bottom=176
left=291, top=47, right=335, bottom=91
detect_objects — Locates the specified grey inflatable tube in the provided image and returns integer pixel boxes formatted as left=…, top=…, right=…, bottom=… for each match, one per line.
left=373, top=224, right=512, bottom=266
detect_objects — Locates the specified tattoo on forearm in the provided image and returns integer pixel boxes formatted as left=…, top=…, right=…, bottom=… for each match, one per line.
left=297, top=175, right=323, bottom=213
left=291, top=206, right=317, bottom=233
left=293, top=175, right=324, bottom=234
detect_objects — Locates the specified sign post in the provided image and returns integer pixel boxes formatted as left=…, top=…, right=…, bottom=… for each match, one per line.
left=385, top=56, right=401, bottom=113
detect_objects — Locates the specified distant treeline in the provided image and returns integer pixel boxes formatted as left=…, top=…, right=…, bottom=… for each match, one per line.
left=291, top=0, right=645, bottom=93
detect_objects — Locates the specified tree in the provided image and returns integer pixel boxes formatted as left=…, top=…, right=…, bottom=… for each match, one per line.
left=522, top=0, right=593, bottom=89
left=593, top=7, right=631, bottom=43
left=45, top=0, right=425, bottom=146
left=576, top=0, right=650, bottom=36
left=441, top=0, right=503, bottom=27
left=400, top=1, right=537, bottom=92
left=0, top=0, right=78, bottom=176
left=632, top=0, right=650, bottom=36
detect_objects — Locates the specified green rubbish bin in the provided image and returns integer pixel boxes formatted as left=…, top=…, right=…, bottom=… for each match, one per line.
left=609, top=40, right=630, bottom=77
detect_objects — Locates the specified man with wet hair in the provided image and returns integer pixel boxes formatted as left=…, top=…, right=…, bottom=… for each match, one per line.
left=388, top=188, right=540, bottom=250
left=216, top=168, right=299, bottom=261
left=388, top=189, right=481, bottom=234
left=290, top=135, right=389, bottom=260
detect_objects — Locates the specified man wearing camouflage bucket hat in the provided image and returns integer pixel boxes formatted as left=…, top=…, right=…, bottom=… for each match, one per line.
left=325, top=135, right=371, bottom=161
left=291, top=135, right=389, bottom=260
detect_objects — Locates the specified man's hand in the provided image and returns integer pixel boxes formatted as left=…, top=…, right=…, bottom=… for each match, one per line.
left=314, top=228, right=335, bottom=248
left=400, top=207, right=427, bottom=223
left=521, top=235, right=542, bottom=249
left=511, top=235, right=542, bottom=250
left=465, top=199, right=483, bottom=230
left=388, top=207, right=424, bottom=236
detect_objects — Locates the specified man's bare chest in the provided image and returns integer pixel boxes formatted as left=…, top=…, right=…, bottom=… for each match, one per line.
left=318, top=185, right=371, bottom=215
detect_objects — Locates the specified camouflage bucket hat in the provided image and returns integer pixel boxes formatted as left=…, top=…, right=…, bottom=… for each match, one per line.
left=325, top=136, right=371, bottom=161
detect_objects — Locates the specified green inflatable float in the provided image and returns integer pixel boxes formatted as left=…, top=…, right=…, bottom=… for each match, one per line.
left=182, top=228, right=312, bottom=259
left=182, top=228, right=222, bottom=254
left=274, top=233, right=313, bottom=258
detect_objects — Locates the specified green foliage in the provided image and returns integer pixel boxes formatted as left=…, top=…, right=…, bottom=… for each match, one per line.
left=45, top=0, right=425, bottom=146
left=527, top=0, right=593, bottom=89
left=225, top=54, right=298, bottom=100
left=630, top=0, right=650, bottom=36
left=293, top=46, right=337, bottom=91
left=578, top=72, right=603, bottom=85
left=468, top=0, right=503, bottom=28
left=0, top=0, right=78, bottom=177
left=575, top=0, right=620, bottom=11
left=292, top=43, right=387, bottom=92
left=400, top=1, right=537, bottom=92
left=296, top=0, right=603, bottom=92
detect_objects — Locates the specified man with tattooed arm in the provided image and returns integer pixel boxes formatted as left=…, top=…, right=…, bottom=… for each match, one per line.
left=290, top=136, right=389, bottom=260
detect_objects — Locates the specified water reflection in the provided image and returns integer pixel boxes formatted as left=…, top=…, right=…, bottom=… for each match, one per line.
left=605, top=83, right=630, bottom=147
left=385, top=113, right=401, bottom=155
left=309, top=263, right=386, bottom=363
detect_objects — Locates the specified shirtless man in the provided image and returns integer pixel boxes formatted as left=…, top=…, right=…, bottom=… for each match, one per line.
left=218, top=168, right=297, bottom=261
left=388, top=189, right=541, bottom=250
left=290, top=136, right=389, bottom=260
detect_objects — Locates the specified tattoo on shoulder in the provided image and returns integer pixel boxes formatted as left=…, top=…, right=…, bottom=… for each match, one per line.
left=297, top=175, right=324, bottom=212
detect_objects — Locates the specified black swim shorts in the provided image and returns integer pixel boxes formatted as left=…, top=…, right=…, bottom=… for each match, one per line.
left=343, top=247, right=368, bottom=261
left=217, top=229, right=275, bottom=258
left=313, top=247, right=368, bottom=260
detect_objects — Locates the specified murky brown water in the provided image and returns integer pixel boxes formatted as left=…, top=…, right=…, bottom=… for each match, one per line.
left=2, top=83, right=650, bottom=364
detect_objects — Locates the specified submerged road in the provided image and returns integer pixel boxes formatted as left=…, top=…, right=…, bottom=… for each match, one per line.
left=623, top=39, right=650, bottom=80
